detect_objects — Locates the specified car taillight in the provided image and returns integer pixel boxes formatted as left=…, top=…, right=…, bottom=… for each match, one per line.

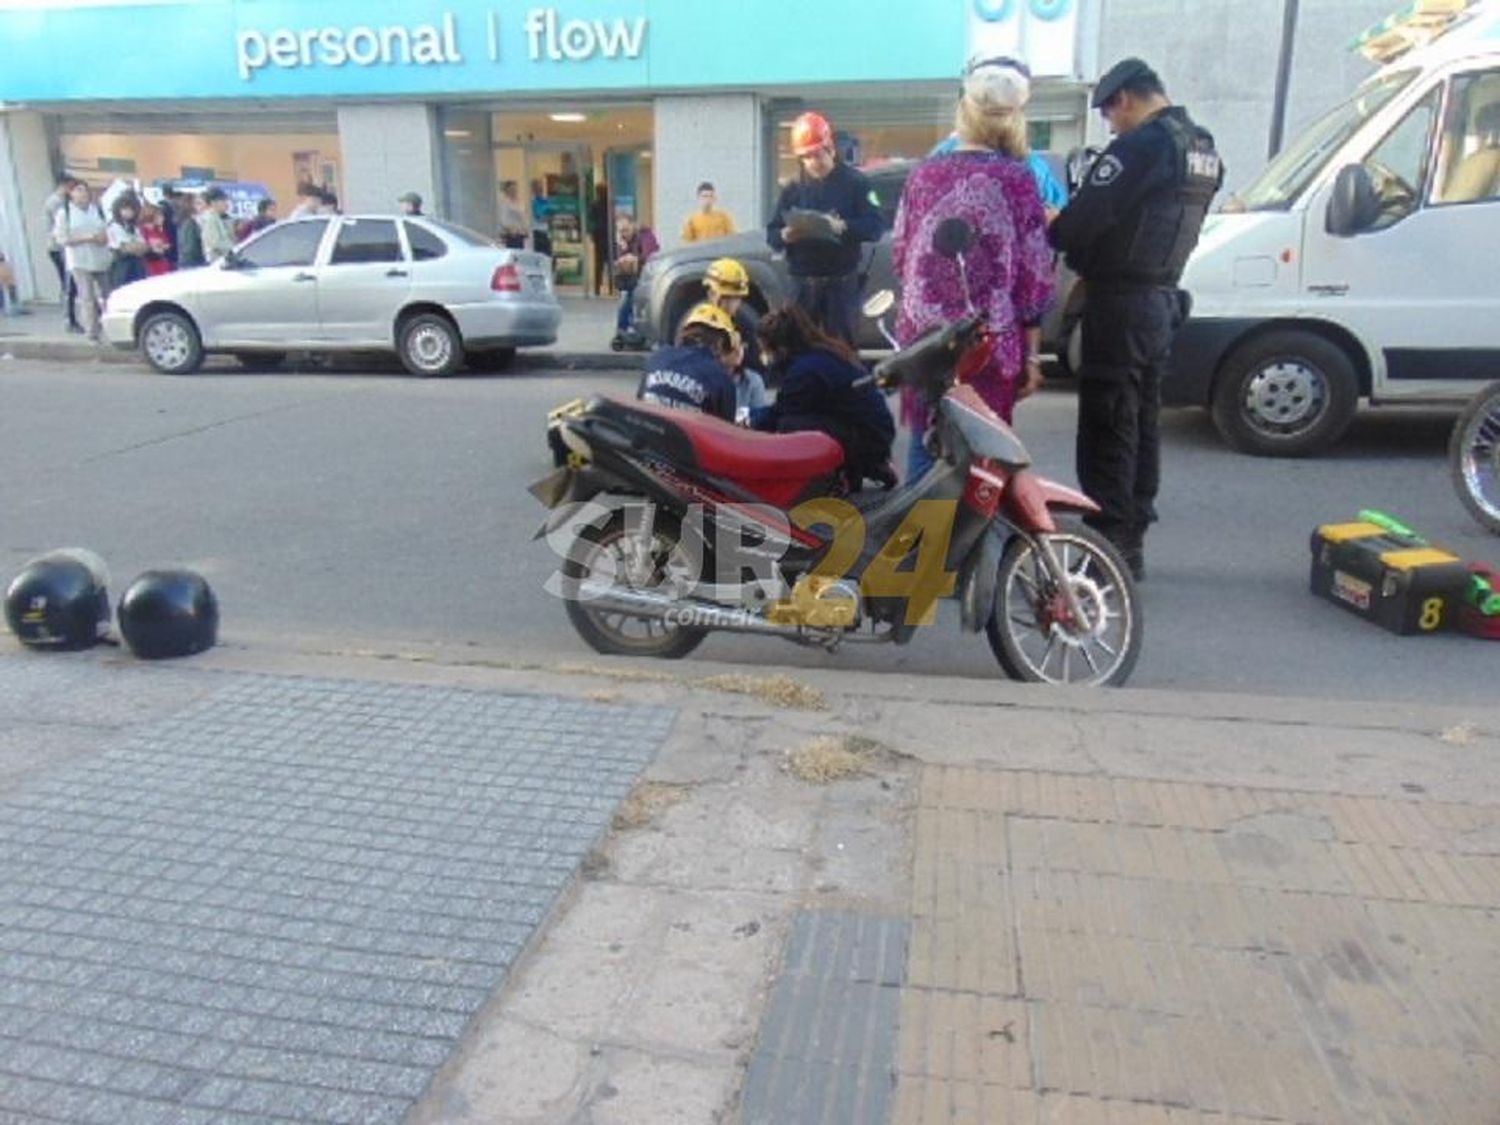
left=491, top=263, right=521, bottom=292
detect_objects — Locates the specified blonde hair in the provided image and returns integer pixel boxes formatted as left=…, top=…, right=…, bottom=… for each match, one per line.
left=955, top=98, right=1029, bottom=159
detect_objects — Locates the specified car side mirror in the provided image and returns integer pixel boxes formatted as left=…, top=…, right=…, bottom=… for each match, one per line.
left=1326, top=164, right=1381, bottom=237
left=933, top=218, right=974, bottom=259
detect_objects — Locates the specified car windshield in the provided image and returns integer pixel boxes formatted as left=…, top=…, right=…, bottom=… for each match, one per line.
left=1235, top=70, right=1418, bottom=211
left=423, top=218, right=497, bottom=248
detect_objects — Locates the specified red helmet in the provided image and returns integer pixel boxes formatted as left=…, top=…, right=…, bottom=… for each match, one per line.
left=790, top=112, right=834, bottom=157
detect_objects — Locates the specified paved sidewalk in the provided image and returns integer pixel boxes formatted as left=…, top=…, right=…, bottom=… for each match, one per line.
left=0, top=636, right=1495, bottom=1124
left=0, top=296, right=635, bottom=371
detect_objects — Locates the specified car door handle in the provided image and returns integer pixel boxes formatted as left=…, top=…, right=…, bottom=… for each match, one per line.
left=292, top=272, right=316, bottom=283
left=385, top=269, right=409, bottom=278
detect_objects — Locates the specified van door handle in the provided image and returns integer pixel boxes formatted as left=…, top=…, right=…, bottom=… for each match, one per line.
left=292, top=272, right=316, bottom=283
left=385, top=268, right=409, bottom=278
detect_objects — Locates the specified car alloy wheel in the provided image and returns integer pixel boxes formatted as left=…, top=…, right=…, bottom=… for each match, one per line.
left=143, top=319, right=192, bottom=370
left=411, top=324, right=452, bottom=371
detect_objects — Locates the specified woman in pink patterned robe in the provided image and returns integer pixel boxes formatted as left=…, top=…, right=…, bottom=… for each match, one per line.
left=892, top=57, right=1055, bottom=480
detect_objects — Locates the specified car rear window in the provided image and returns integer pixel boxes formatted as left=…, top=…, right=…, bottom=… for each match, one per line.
left=426, top=219, right=497, bottom=248
left=330, top=219, right=403, bottom=265
left=405, top=222, right=448, bottom=261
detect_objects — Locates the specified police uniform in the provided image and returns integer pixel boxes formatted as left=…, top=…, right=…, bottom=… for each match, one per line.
left=1049, top=59, right=1222, bottom=573
left=767, top=162, right=884, bottom=346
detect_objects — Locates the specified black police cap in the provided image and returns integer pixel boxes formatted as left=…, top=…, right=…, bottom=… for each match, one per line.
left=1092, top=58, right=1159, bottom=108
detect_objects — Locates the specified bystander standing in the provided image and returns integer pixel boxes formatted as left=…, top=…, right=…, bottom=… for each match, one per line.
left=680, top=182, right=735, bottom=244
left=44, top=173, right=81, bottom=332
left=51, top=180, right=112, bottom=342
left=198, top=187, right=235, bottom=264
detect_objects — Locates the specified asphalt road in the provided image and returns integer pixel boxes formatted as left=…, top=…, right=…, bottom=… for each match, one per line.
left=0, top=354, right=1490, bottom=705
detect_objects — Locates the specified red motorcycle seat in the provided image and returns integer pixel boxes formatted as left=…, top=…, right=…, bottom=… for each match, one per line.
left=620, top=397, right=844, bottom=481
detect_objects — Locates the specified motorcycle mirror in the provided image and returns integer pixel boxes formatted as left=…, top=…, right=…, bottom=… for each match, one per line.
left=862, top=290, right=895, bottom=319
left=933, top=218, right=975, bottom=259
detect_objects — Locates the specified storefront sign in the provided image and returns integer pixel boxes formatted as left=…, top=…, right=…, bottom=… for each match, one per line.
left=0, top=0, right=976, bottom=101
left=235, top=9, right=649, bottom=83
left=524, top=9, right=647, bottom=62
left=237, top=15, right=465, bottom=81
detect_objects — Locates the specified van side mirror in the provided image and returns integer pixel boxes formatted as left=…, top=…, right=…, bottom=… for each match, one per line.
left=1326, top=164, right=1381, bottom=237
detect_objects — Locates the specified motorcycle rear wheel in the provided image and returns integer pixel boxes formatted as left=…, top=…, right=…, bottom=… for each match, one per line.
left=986, top=526, right=1141, bottom=687
left=1449, top=380, right=1500, bottom=535
left=563, top=509, right=708, bottom=659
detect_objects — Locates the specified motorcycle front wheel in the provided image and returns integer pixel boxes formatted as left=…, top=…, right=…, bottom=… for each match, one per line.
left=562, top=509, right=708, bottom=659
left=986, top=526, right=1142, bottom=687
left=1449, top=380, right=1500, bottom=535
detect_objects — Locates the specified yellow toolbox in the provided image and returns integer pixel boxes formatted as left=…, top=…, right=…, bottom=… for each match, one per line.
left=1309, top=521, right=1470, bottom=635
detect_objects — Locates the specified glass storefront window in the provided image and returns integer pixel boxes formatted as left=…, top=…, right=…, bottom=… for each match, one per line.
left=59, top=110, right=340, bottom=218
left=441, top=102, right=653, bottom=295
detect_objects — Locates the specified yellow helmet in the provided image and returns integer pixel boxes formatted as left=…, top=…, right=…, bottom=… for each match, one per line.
left=681, top=302, right=742, bottom=350
left=704, top=257, right=750, bottom=298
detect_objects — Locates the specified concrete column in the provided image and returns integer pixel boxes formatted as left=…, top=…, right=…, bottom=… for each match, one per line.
left=337, top=103, right=441, bottom=217
left=0, top=111, right=59, bottom=301
left=653, top=95, right=763, bottom=250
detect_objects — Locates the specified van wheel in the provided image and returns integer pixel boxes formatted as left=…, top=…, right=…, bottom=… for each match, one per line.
left=398, top=312, right=462, bottom=378
left=1211, top=330, right=1358, bottom=456
left=139, top=310, right=204, bottom=375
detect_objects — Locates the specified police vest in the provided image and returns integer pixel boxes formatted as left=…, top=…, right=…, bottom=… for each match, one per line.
left=1095, top=109, right=1222, bottom=288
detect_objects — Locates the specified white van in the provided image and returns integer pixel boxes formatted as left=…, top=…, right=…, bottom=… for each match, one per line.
left=1168, top=6, right=1500, bottom=455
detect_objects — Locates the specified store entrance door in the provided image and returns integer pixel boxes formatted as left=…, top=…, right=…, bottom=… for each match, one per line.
left=497, top=142, right=591, bottom=293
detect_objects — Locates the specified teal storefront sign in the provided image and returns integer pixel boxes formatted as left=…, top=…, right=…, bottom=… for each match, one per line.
left=0, top=0, right=970, bottom=102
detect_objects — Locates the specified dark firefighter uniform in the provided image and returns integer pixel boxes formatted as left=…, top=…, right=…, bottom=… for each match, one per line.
left=1049, top=61, right=1223, bottom=571
left=767, top=164, right=884, bottom=346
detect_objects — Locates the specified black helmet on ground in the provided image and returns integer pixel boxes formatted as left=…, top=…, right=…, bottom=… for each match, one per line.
left=4, top=549, right=112, bottom=650
left=118, top=569, right=219, bottom=659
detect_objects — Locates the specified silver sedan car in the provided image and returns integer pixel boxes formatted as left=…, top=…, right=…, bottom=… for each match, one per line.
left=103, top=215, right=561, bottom=376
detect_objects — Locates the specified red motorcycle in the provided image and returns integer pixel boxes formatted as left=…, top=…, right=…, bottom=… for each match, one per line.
left=531, top=220, right=1141, bottom=685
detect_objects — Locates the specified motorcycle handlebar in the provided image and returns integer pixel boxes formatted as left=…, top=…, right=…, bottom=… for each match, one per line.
left=873, top=314, right=985, bottom=393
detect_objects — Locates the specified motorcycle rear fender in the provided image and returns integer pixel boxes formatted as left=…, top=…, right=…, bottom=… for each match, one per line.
left=528, top=467, right=626, bottom=540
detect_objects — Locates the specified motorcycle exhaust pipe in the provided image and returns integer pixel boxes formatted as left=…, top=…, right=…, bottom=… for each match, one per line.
left=578, top=584, right=823, bottom=640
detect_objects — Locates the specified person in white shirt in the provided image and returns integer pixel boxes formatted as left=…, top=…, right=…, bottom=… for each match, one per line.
left=197, top=187, right=235, bottom=264
left=288, top=181, right=323, bottom=219
left=44, top=174, right=82, bottom=331
left=106, top=193, right=149, bottom=289
left=52, top=181, right=113, bottom=342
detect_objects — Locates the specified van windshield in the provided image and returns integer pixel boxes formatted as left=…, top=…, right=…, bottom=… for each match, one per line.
left=1235, top=70, right=1417, bottom=211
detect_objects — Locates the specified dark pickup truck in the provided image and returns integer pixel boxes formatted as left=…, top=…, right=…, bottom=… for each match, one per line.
left=631, top=158, right=1082, bottom=365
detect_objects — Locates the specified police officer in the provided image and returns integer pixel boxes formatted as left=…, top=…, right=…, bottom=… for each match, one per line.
left=1049, top=59, right=1222, bottom=580
left=767, top=111, right=884, bottom=346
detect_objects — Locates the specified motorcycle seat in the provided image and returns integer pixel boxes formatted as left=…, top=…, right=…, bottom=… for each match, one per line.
left=616, top=397, right=844, bottom=481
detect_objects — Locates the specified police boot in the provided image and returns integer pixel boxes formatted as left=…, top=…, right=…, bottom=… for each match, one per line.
left=1096, top=526, right=1145, bottom=582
